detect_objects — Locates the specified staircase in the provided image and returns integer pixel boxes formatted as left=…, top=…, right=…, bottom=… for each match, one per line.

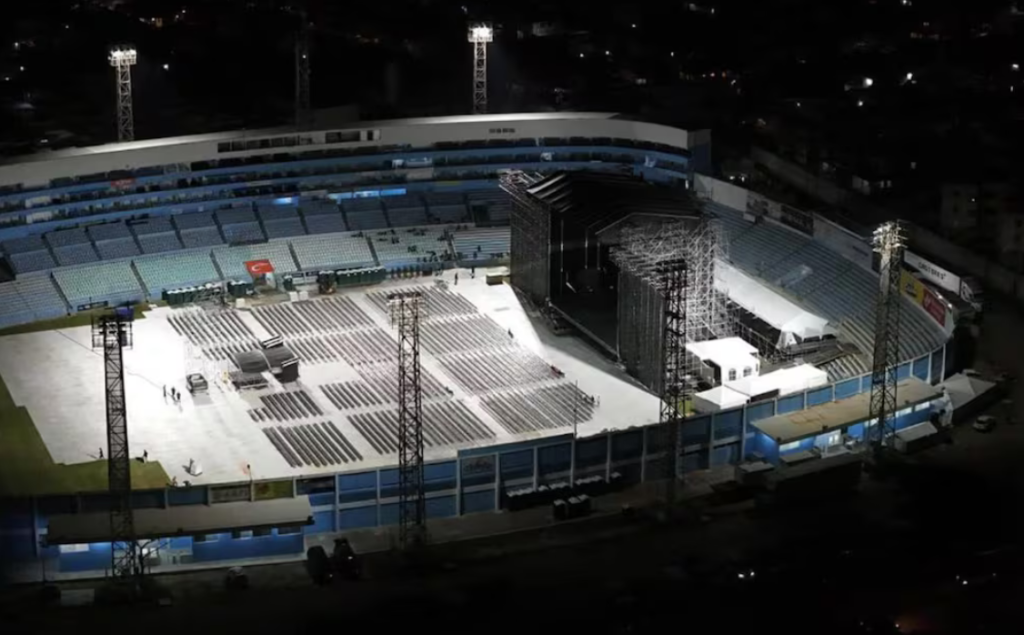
left=130, top=260, right=151, bottom=299
left=48, top=272, right=72, bottom=313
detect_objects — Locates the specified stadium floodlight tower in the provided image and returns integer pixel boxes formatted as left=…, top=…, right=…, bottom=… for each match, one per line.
left=868, top=220, right=906, bottom=458
left=387, top=291, right=427, bottom=551
left=91, top=308, right=143, bottom=588
left=108, top=45, right=137, bottom=142
left=467, top=23, right=493, bottom=114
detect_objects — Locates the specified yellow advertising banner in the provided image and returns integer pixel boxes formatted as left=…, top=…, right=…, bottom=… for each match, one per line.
left=900, top=270, right=925, bottom=305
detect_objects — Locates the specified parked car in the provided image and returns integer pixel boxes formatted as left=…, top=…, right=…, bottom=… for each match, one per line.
left=186, top=373, right=208, bottom=394
left=972, top=415, right=996, bottom=433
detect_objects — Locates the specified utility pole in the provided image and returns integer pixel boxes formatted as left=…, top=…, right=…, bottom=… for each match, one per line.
left=467, top=24, right=493, bottom=114
left=109, top=46, right=137, bottom=142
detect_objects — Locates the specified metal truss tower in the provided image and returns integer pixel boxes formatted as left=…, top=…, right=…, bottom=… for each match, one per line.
left=295, top=10, right=312, bottom=126
left=868, top=221, right=906, bottom=456
left=388, top=291, right=426, bottom=549
left=613, top=223, right=691, bottom=513
left=683, top=217, right=733, bottom=344
left=501, top=170, right=551, bottom=306
left=467, top=24, right=493, bottom=114
left=91, top=311, right=142, bottom=583
left=109, top=46, right=137, bottom=142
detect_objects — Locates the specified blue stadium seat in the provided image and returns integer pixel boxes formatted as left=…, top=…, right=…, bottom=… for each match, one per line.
left=96, top=238, right=141, bottom=260
left=53, top=261, right=145, bottom=308
left=9, top=250, right=56, bottom=274
left=1, top=234, right=47, bottom=255
left=263, top=218, right=306, bottom=239
left=212, top=242, right=297, bottom=278
left=304, top=213, right=347, bottom=234
left=216, top=208, right=257, bottom=226
left=46, top=227, right=90, bottom=247
left=87, top=222, right=132, bottom=242
left=172, top=211, right=216, bottom=230
left=452, top=227, right=510, bottom=263
left=290, top=233, right=374, bottom=271
left=53, top=243, right=99, bottom=267
left=138, top=233, right=183, bottom=254
left=129, top=217, right=175, bottom=235
left=180, top=227, right=224, bottom=248
left=222, top=222, right=265, bottom=243
left=133, top=249, right=220, bottom=298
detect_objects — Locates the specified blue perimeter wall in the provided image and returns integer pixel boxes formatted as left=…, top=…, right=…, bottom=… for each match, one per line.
left=0, top=346, right=948, bottom=576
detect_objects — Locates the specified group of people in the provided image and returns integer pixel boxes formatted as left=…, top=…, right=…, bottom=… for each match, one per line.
left=163, top=385, right=183, bottom=404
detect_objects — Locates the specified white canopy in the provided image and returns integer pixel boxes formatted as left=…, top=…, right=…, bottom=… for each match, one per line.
left=692, top=364, right=829, bottom=413
left=715, top=261, right=835, bottom=345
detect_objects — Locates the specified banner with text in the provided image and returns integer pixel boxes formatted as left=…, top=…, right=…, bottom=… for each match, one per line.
left=901, top=269, right=948, bottom=330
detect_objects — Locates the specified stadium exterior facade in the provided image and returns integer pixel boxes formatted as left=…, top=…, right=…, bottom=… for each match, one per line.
left=0, top=113, right=952, bottom=580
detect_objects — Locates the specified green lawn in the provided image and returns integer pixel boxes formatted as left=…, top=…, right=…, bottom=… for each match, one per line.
left=0, top=335, right=168, bottom=496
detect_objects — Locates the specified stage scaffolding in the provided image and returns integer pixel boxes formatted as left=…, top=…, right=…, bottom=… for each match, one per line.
left=501, top=171, right=551, bottom=305
left=613, top=218, right=732, bottom=394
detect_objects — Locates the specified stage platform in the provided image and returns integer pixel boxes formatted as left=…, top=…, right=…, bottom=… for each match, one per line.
left=0, top=268, right=659, bottom=487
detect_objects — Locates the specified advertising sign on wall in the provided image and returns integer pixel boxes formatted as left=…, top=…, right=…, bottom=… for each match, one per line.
left=210, top=484, right=251, bottom=504
left=814, top=215, right=874, bottom=271
left=901, top=269, right=949, bottom=329
left=921, top=289, right=948, bottom=329
left=745, top=191, right=779, bottom=218
left=777, top=203, right=814, bottom=236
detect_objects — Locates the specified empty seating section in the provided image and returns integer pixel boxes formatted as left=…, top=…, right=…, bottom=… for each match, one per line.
left=138, top=233, right=183, bottom=254
left=0, top=283, right=32, bottom=328
left=708, top=202, right=947, bottom=380
left=343, top=198, right=388, bottom=230
left=348, top=401, right=495, bottom=455
left=9, top=250, right=56, bottom=274
left=134, top=250, right=220, bottom=297
left=221, top=222, right=265, bottom=243
left=213, top=242, right=297, bottom=278
left=0, top=277, right=67, bottom=328
left=2, top=234, right=47, bottom=254
left=13, top=276, right=66, bottom=320
left=53, top=261, right=144, bottom=307
left=86, top=222, right=132, bottom=242
left=467, top=189, right=511, bottom=224
left=303, top=212, right=347, bottom=234
left=262, top=422, right=362, bottom=468
left=258, top=205, right=306, bottom=239
left=383, top=195, right=428, bottom=226
left=215, top=208, right=257, bottom=226
left=263, top=218, right=307, bottom=239
left=452, top=227, right=510, bottom=262
left=129, top=217, right=175, bottom=236
left=172, top=211, right=217, bottom=230
left=425, top=192, right=470, bottom=223
left=290, top=233, right=374, bottom=271
left=53, top=243, right=99, bottom=267
left=46, top=227, right=90, bottom=248
left=369, top=226, right=453, bottom=269
left=95, top=238, right=140, bottom=260
left=481, top=384, right=595, bottom=435
left=180, top=227, right=224, bottom=249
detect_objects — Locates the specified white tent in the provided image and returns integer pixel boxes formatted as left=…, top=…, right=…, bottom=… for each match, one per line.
left=692, top=364, right=829, bottom=413
left=715, top=261, right=835, bottom=346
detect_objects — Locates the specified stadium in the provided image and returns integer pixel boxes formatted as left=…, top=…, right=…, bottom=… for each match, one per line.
left=0, top=113, right=955, bottom=581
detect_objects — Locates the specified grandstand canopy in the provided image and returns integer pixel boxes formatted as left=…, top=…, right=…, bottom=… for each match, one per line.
left=44, top=497, right=312, bottom=546
left=751, top=377, right=941, bottom=445
left=715, top=261, right=834, bottom=344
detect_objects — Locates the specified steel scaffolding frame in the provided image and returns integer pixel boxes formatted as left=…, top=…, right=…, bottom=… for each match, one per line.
left=467, top=24, right=493, bottom=114
left=502, top=170, right=552, bottom=306
left=91, top=313, right=142, bottom=583
left=388, top=291, right=426, bottom=549
left=613, top=222, right=691, bottom=511
left=868, top=221, right=906, bottom=456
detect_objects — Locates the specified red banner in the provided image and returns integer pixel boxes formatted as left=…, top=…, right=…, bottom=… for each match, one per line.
left=921, top=288, right=946, bottom=327
left=245, top=259, right=274, bottom=276
left=111, top=178, right=135, bottom=190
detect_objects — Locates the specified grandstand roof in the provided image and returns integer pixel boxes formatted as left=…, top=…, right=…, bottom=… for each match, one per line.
left=0, top=112, right=618, bottom=167
left=752, top=377, right=941, bottom=444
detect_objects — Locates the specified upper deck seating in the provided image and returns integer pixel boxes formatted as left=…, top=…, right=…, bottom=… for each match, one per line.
left=290, top=233, right=375, bottom=271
